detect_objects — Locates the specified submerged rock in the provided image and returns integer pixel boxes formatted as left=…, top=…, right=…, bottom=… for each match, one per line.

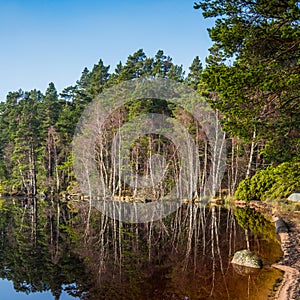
left=231, top=250, right=263, bottom=268
left=232, top=263, right=261, bottom=276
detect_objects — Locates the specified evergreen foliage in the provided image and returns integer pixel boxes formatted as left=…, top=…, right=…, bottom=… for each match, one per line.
left=235, top=162, right=300, bottom=200
left=0, top=40, right=298, bottom=199
left=0, top=50, right=191, bottom=196
left=194, top=0, right=300, bottom=162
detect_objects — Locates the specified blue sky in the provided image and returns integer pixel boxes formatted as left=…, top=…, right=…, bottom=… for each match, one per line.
left=0, top=0, right=214, bottom=101
left=0, top=279, right=78, bottom=300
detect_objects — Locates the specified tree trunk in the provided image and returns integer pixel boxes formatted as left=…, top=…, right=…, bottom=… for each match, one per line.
left=246, top=130, right=256, bottom=178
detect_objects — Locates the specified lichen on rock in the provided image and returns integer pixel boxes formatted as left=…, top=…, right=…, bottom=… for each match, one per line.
left=231, top=249, right=263, bottom=269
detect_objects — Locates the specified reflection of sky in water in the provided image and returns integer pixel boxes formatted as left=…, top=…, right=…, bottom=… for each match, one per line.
left=0, top=279, right=78, bottom=300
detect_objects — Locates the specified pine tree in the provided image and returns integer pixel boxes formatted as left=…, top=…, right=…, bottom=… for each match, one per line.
left=41, top=83, right=60, bottom=130
left=87, top=60, right=110, bottom=98
left=195, top=0, right=300, bottom=162
left=39, top=83, right=62, bottom=193
left=186, top=56, right=203, bottom=90
left=11, top=90, right=42, bottom=195
left=0, top=91, right=24, bottom=188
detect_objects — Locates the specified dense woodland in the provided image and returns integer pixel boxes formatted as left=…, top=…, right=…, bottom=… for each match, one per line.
left=0, top=0, right=299, bottom=200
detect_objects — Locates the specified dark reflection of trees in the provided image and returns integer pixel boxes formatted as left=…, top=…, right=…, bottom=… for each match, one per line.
left=0, top=199, right=282, bottom=300
left=0, top=199, right=89, bottom=299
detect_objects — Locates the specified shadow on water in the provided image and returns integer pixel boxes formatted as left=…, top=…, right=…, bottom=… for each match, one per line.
left=0, top=198, right=283, bottom=300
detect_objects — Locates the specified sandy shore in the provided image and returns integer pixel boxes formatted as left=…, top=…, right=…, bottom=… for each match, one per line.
left=234, top=200, right=300, bottom=300
left=272, top=219, right=300, bottom=300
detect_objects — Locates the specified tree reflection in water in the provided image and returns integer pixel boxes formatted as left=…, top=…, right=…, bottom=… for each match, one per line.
left=0, top=198, right=283, bottom=300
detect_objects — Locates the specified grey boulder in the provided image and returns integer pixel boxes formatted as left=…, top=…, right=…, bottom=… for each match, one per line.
left=287, top=192, right=300, bottom=202
left=231, top=250, right=263, bottom=269
left=275, top=218, right=289, bottom=233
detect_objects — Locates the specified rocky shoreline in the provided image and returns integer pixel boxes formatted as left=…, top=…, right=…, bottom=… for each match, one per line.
left=235, top=200, right=300, bottom=300
left=272, top=220, right=300, bottom=300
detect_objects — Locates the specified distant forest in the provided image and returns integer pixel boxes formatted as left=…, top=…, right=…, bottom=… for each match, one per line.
left=0, top=49, right=210, bottom=197
left=1, top=0, right=299, bottom=199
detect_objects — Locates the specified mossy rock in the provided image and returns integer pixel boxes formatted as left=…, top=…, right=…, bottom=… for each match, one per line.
left=231, top=250, right=263, bottom=269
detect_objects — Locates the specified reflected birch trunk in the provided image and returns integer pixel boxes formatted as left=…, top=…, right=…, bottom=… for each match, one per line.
left=148, top=219, right=153, bottom=262
left=184, top=204, right=194, bottom=270
left=210, top=206, right=216, bottom=296
left=54, top=201, right=60, bottom=263
left=113, top=206, right=118, bottom=264
left=226, top=208, right=237, bottom=258
left=200, top=204, right=207, bottom=255
left=84, top=165, right=92, bottom=236
left=193, top=205, right=200, bottom=273
left=118, top=218, right=123, bottom=277
left=210, top=205, right=229, bottom=298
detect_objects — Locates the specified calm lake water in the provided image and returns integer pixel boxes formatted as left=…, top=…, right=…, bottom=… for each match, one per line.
left=0, top=198, right=283, bottom=300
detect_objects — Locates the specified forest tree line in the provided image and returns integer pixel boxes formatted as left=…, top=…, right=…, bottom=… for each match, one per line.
left=0, top=49, right=207, bottom=197
left=0, top=0, right=299, bottom=199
